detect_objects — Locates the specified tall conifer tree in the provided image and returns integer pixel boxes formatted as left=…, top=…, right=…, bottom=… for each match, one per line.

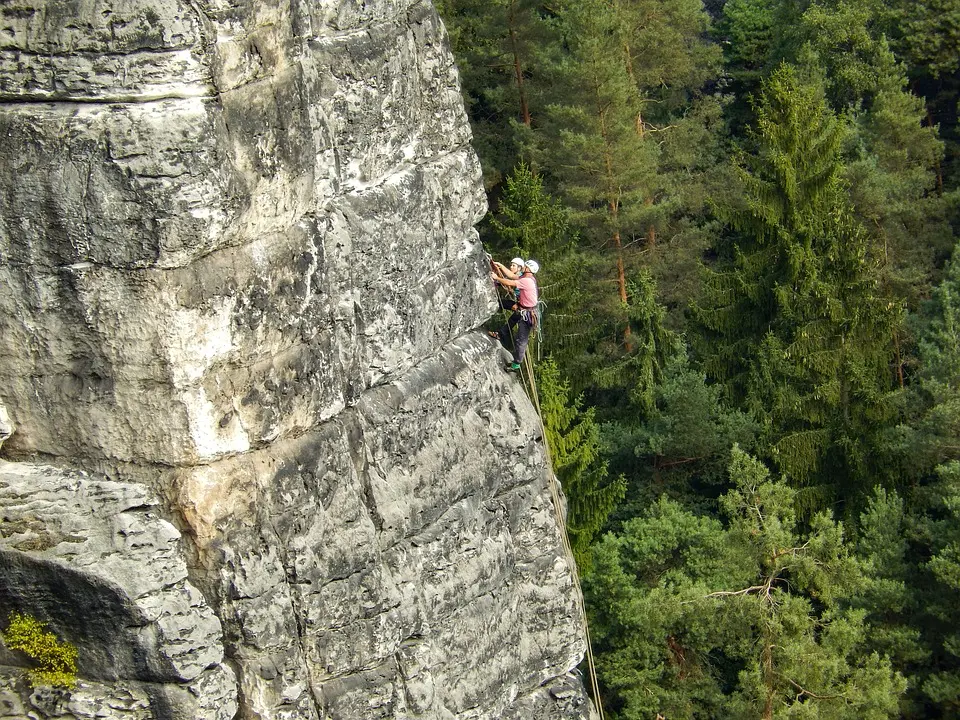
left=695, top=65, right=901, bottom=508
left=435, top=0, right=556, bottom=187
left=537, top=359, right=626, bottom=568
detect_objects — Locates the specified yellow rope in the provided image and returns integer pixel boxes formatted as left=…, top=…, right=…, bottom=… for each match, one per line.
left=491, top=289, right=606, bottom=718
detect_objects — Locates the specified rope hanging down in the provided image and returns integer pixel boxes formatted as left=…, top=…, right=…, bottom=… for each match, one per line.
left=521, top=350, right=606, bottom=720
left=491, top=280, right=606, bottom=720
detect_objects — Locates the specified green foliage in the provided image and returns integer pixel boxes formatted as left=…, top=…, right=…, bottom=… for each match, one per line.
left=590, top=272, right=680, bottom=412
left=791, top=0, right=958, bottom=307
left=851, top=487, right=931, bottom=717
left=489, top=162, right=573, bottom=262
left=543, top=0, right=657, bottom=245
left=605, top=351, right=759, bottom=520
left=435, top=0, right=558, bottom=187
left=720, top=0, right=777, bottom=73
left=914, top=461, right=960, bottom=716
left=694, top=65, right=902, bottom=507
left=892, top=241, right=960, bottom=476
left=584, top=447, right=906, bottom=718
left=845, top=81, right=954, bottom=307
left=920, top=243, right=960, bottom=391
left=2, top=612, right=78, bottom=688
left=719, top=0, right=958, bottom=303
left=537, top=358, right=625, bottom=568
left=442, top=1, right=960, bottom=714
left=885, top=0, right=960, bottom=78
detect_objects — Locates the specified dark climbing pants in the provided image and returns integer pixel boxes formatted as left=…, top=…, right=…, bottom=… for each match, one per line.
left=513, top=314, right=533, bottom=364
left=497, top=311, right=533, bottom=364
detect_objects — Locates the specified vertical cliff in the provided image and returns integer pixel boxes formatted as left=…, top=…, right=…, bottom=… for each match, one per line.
left=0, top=1, right=594, bottom=718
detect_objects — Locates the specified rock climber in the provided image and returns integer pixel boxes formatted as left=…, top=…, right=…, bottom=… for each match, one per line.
left=489, top=259, right=540, bottom=372
left=490, top=257, right=525, bottom=311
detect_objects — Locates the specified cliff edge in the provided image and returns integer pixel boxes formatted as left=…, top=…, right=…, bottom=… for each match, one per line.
left=0, top=1, right=594, bottom=717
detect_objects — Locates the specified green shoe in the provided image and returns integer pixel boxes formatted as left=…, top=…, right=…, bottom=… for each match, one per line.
left=506, top=362, right=521, bottom=372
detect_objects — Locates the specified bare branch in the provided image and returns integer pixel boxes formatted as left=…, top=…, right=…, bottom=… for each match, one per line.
left=705, top=585, right=766, bottom=598
left=786, top=677, right=846, bottom=702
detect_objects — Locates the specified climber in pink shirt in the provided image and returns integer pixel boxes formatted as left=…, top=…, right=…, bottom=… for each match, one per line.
left=489, top=260, right=540, bottom=372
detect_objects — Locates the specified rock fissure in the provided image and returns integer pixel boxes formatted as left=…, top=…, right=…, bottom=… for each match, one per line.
left=0, top=46, right=200, bottom=60
left=0, top=89, right=216, bottom=104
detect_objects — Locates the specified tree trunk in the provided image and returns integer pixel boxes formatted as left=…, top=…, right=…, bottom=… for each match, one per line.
left=927, top=108, right=944, bottom=196
left=595, top=93, right=632, bottom=351
left=508, top=0, right=531, bottom=127
left=762, top=637, right=775, bottom=720
left=624, top=42, right=656, bottom=249
left=612, top=213, right=633, bottom=351
left=893, top=330, right=905, bottom=389
left=645, top=196, right=656, bottom=247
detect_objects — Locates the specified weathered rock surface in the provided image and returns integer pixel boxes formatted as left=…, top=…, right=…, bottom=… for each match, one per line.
left=0, top=405, right=11, bottom=452
left=0, top=0, right=596, bottom=718
left=0, top=463, right=236, bottom=719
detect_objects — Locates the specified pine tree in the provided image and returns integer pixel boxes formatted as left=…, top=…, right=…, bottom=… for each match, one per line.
left=863, top=240, right=960, bottom=717
left=536, top=0, right=721, bottom=350
left=435, top=0, right=557, bottom=187
left=590, top=271, right=681, bottom=413
left=542, top=0, right=656, bottom=347
left=719, top=0, right=958, bottom=309
left=792, top=0, right=957, bottom=310
left=584, top=446, right=906, bottom=719
left=884, top=0, right=960, bottom=188
left=489, top=162, right=573, bottom=262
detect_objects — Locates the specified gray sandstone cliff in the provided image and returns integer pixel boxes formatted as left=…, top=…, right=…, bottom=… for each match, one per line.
left=0, top=1, right=594, bottom=719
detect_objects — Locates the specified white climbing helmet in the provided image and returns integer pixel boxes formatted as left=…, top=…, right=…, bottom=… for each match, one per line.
left=510, top=257, right=525, bottom=268
left=525, top=259, right=539, bottom=274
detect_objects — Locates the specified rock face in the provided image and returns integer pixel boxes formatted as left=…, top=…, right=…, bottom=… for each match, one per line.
left=0, top=1, right=595, bottom=718
left=0, top=463, right=236, bottom=719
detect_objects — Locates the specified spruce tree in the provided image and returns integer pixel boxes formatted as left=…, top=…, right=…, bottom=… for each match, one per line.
left=694, top=65, right=901, bottom=509
left=893, top=239, right=960, bottom=475
left=915, top=461, right=960, bottom=717
left=536, top=358, right=625, bottom=569
left=852, top=486, right=936, bottom=718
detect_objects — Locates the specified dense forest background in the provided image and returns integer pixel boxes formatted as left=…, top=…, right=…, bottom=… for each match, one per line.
left=435, top=0, right=960, bottom=717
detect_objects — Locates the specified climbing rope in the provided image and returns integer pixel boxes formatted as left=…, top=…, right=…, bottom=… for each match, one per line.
left=489, top=283, right=606, bottom=720
left=521, top=350, right=606, bottom=720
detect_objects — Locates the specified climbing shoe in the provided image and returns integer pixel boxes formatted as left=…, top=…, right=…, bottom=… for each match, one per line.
left=506, top=362, right=521, bottom=372
left=487, top=330, right=500, bottom=339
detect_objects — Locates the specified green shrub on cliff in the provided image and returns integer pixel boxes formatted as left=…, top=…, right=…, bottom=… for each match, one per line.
left=2, top=612, right=78, bottom=688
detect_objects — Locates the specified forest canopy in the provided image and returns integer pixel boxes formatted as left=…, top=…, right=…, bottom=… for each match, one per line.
left=436, top=0, right=960, bottom=717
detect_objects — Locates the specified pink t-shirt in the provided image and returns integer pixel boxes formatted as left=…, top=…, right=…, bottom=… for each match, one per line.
left=517, top=275, right=538, bottom=308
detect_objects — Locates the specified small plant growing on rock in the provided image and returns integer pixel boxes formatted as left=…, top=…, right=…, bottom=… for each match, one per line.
left=1, top=612, right=78, bottom=688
